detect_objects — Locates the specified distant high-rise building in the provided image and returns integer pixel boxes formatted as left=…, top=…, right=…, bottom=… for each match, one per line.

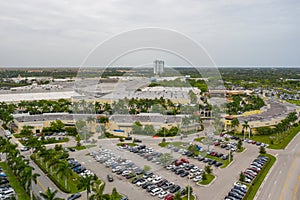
left=153, top=60, right=164, bottom=75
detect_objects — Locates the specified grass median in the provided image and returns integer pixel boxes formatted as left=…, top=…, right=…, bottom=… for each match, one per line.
left=242, top=153, right=276, bottom=200
left=31, top=155, right=83, bottom=193
left=198, top=174, right=215, bottom=185
left=0, top=162, right=30, bottom=200
left=248, top=124, right=300, bottom=150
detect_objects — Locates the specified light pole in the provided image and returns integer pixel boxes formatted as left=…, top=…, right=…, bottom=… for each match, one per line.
left=188, top=175, right=190, bottom=200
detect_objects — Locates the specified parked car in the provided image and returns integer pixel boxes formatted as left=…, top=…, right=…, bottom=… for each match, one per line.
left=67, top=193, right=81, bottom=200
left=107, top=174, right=114, bottom=182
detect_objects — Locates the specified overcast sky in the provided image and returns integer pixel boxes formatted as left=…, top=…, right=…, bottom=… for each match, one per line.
left=0, top=0, right=299, bottom=67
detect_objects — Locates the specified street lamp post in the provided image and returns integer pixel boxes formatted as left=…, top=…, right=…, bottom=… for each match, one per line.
left=188, top=175, right=190, bottom=200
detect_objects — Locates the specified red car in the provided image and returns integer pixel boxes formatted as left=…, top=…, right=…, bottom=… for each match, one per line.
left=214, top=142, right=220, bottom=146
left=210, top=152, right=217, bottom=156
left=180, top=158, right=189, bottom=163
left=252, top=141, right=257, bottom=144
left=164, top=194, right=174, bottom=200
left=175, top=160, right=183, bottom=166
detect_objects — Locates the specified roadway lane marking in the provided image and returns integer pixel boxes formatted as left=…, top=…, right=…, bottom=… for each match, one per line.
left=268, top=193, right=271, bottom=199
left=279, top=170, right=282, bottom=174
left=37, top=179, right=47, bottom=192
left=279, top=151, right=300, bottom=200
left=274, top=180, right=277, bottom=185
left=293, top=176, right=300, bottom=200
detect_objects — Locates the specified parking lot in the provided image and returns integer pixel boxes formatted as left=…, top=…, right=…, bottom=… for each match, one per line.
left=68, top=135, right=262, bottom=200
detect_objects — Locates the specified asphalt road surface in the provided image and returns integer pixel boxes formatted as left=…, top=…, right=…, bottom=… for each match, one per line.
left=255, top=131, right=300, bottom=200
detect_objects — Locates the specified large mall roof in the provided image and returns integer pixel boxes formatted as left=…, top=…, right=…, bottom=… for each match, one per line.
left=0, top=91, right=81, bottom=102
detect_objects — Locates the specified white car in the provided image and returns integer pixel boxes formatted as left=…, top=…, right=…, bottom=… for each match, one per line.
left=193, top=176, right=202, bottom=182
left=121, top=170, right=131, bottom=176
left=188, top=173, right=195, bottom=179
left=234, top=182, right=247, bottom=190
left=166, top=165, right=173, bottom=170
left=190, top=167, right=199, bottom=173
left=151, top=188, right=163, bottom=196
left=158, top=191, right=169, bottom=199
left=152, top=176, right=163, bottom=184
left=136, top=179, right=147, bottom=186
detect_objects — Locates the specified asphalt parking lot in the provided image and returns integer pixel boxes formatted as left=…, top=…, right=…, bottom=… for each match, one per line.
left=69, top=136, right=262, bottom=200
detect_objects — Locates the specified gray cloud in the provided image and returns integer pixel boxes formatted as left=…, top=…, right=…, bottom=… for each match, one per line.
left=0, top=0, right=299, bottom=66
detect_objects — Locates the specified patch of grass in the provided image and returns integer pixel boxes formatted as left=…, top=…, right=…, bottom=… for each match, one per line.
left=171, top=141, right=186, bottom=148
left=242, top=154, right=276, bottom=200
left=198, top=174, right=215, bottom=185
left=250, top=124, right=300, bottom=149
left=85, top=144, right=97, bottom=149
left=194, top=137, right=205, bottom=142
left=0, top=162, right=30, bottom=200
left=116, top=143, right=138, bottom=147
left=158, top=141, right=186, bottom=148
left=286, top=100, right=300, bottom=106
left=74, top=146, right=86, bottom=150
left=237, top=147, right=245, bottom=153
left=220, top=158, right=233, bottom=168
left=182, top=195, right=195, bottom=200
left=158, top=142, right=170, bottom=147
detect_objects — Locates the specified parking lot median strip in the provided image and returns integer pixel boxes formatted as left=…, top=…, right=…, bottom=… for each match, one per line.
left=242, top=154, right=276, bottom=200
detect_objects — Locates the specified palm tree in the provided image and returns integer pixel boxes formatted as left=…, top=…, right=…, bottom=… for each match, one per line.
left=55, top=161, right=73, bottom=190
left=87, top=116, right=95, bottom=133
left=242, top=121, right=250, bottom=139
left=78, top=174, right=96, bottom=200
left=89, top=183, right=109, bottom=200
left=40, top=187, right=62, bottom=200
left=173, top=192, right=182, bottom=200
left=231, top=118, right=240, bottom=132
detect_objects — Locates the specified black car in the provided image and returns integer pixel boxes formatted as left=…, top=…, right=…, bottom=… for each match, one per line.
left=142, top=182, right=152, bottom=189
left=125, top=137, right=132, bottom=140
left=69, top=148, right=76, bottom=152
left=215, top=162, right=223, bottom=167
left=175, top=169, right=185, bottom=175
left=180, top=171, right=189, bottom=177
left=186, top=151, right=193, bottom=157
left=131, top=178, right=141, bottom=184
left=169, top=185, right=181, bottom=193
left=198, top=156, right=204, bottom=161
left=107, top=174, right=114, bottom=182
left=67, top=193, right=81, bottom=200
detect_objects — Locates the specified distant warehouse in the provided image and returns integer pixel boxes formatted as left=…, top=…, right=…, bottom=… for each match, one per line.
left=0, top=91, right=82, bottom=103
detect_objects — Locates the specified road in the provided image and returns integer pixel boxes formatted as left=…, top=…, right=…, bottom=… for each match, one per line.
left=255, top=131, right=300, bottom=200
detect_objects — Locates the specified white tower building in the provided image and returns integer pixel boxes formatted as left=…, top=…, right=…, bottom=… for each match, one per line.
left=153, top=60, right=164, bottom=75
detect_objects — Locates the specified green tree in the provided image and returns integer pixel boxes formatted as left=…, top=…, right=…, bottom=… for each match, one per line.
left=50, top=120, right=65, bottom=133
left=20, top=126, right=34, bottom=136
left=78, top=174, right=96, bottom=200
left=259, top=146, right=266, bottom=154
left=204, top=165, right=212, bottom=174
left=173, top=192, right=182, bottom=200
left=40, top=188, right=62, bottom=200
left=143, top=124, right=155, bottom=135
left=89, top=183, right=109, bottom=200
left=231, top=118, right=240, bottom=132
left=159, top=153, right=173, bottom=167
left=55, top=161, right=73, bottom=190
left=202, top=172, right=207, bottom=181
left=239, top=172, right=245, bottom=182
left=242, top=120, right=250, bottom=139
left=237, top=139, right=243, bottom=150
